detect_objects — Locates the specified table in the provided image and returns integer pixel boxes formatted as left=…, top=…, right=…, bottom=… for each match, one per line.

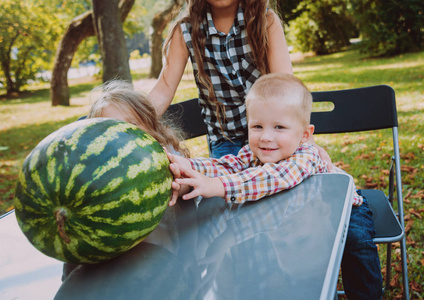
left=0, top=173, right=353, bottom=300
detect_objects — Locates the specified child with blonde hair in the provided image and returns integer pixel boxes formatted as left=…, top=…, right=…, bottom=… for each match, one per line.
left=167, top=73, right=383, bottom=299
left=167, top=73, right=355, bottom=203
left=87, top=80, right=189, bottom=157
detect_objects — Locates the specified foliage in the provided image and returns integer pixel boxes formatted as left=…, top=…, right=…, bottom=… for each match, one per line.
left=0, top=0, right=93, bottom=95
left=0, top=1, right=59, bottom=94
left=271, top=0, right=303, bottom=23
left=351, top=0, right=424, bottom=57
left=285, top=0, right=357, bottom=54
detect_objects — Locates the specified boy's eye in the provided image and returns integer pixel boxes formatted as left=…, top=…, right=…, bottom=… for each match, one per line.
left=253, top=125, right=262, bottom=129
left=275, top=125, right=285, bottom=129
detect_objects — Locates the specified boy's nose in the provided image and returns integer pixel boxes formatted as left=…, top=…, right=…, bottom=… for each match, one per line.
left=260, top=130, right=273, bottom=142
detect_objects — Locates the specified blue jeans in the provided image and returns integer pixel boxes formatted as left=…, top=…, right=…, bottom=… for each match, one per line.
left=209, top=138, right=246, bottom=158
left=342, top=193, right=383, bottom=300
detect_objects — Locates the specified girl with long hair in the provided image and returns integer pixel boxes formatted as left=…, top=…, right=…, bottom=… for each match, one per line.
left=148, top=0, right=292, bottom=158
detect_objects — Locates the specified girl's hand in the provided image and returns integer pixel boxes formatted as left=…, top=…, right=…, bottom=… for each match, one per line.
left=168, top=164, right=193, bottom=206
left=165, top=148, right=193, bottom=206
left=306, top=136, right=334, bottom=172
left=165, top=148, right=192, bottom=176
left=174, top=163, right=225, bottom=200
left=314, top=144, right=334, bottom=172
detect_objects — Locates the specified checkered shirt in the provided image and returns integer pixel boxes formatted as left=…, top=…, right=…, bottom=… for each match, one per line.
left=181, top=4, right=261, bottom=142
left=189, top=144, right=364, bottom=205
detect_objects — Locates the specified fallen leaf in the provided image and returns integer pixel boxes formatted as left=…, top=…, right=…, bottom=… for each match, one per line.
left=402, top=152, right=416, bottom=160
left=355, top=153, right=374, bottom=160
left=410, top=190, right=424, bottom=199
left=408, top=208, right=422, bottom=219
left=382, top=153, right=391, bottom=159
left=401, top=165, right=417, bottom=173
left=405, top=219, right=414, bottom=232
left=381, top=169, right=390, bottom=175
left=411, top=280, right=421, bottom=292
left=390, top=273, right=399, bottom=287
left=365, top=182, right=378, bottom=188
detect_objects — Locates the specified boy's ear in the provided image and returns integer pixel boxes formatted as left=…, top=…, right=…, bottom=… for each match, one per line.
left=301, top=124, right=315, bottom=143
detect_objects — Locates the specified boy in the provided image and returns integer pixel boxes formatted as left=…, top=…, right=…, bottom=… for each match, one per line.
left=167, top=73, right=382, bottom=299
left=167, top=73, right=362, bottom=206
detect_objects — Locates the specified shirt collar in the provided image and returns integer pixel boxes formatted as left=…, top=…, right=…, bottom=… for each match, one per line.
left=204, top=4, right=244, bottom=38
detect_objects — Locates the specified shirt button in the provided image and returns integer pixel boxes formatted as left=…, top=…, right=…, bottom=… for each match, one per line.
left=230, top=196, right=236, bottom=202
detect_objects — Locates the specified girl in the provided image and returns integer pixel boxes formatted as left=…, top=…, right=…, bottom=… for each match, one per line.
left=148, top=1, right=381, bottom=297
left=87, top=80, right=189, bottom=158
left=148, top=0, right=292, bottom=158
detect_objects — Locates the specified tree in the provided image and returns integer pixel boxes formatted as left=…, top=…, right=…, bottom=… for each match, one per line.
left=50, top=0, right=135, bottom=106
left=149, top=0, right=183, bottom=78
left=92, top=0, right=131, bottom=83
left=285, top=0, right=357, bottom=55
left=351, top=0, right=424, bottom=56
left=0, top=1, right=62, bottom=96
left=272, top=0, right=303, bottom=24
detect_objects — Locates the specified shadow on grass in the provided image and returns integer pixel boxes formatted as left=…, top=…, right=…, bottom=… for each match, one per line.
left=0, top=116, right=81, bottom=160
left=0, top=82, right=100, bottom=107
left=0, top=116, right=82, bottom=214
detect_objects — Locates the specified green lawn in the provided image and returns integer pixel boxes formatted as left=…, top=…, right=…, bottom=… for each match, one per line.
left=1, top=49, right=423, bottom=298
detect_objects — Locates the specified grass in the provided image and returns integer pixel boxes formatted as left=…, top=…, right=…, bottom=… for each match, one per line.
left=293, top=50, right=424, bottom=299
left=1, top=49, right=423, bottom=298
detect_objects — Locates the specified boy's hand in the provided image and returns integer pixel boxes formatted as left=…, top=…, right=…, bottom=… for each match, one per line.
left=174, top=163, right=225, bottom=200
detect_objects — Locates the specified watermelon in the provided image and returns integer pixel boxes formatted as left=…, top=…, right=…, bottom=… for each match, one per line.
left=14, top=118, right=173, bottom=264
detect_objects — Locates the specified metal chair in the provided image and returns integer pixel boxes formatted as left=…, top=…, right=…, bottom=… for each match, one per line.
left=164, top=98, right=207, bottom=139
left=165, top=85, right=409, bottom=299
left=311, top=85, right=409, bottom=299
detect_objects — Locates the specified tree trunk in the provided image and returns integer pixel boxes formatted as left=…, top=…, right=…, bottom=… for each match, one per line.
left=1, top=30, right=20, bottom=97
left=50, top=0, right=134, bottom=106
left=51, top=12, right=94, bottom=106
left=1, top=56, right=18, bottom=96
left=150, top=0, right=183, bottom=78
left=92, top=0, right=131, bottom=84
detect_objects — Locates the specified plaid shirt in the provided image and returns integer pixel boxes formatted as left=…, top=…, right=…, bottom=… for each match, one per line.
left=190, top=144, right=363, bottom=206
left=181, top=4, right=261, bottom=142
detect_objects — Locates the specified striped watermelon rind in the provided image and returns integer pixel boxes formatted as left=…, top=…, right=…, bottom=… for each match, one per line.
left=14, top=118, right=172, bottom=264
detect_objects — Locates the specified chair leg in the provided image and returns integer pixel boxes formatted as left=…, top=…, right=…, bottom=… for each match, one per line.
left=385, top=243, right=392, bottom=292
left=400, top=237, right=410, bottom=300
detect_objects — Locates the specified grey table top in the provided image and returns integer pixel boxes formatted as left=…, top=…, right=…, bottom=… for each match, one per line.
left=0, top=173, right=353, bottom=300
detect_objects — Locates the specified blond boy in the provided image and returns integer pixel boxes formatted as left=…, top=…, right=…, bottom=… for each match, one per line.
left=167, top=74, right=362, bottom=206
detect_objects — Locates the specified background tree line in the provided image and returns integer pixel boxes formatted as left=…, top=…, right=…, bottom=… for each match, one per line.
left=1, top=0, right=423, bottom=101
